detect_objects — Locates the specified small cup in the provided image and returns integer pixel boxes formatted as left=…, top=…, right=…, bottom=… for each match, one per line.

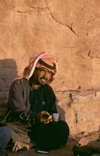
left=53, top=113, right=59, bottom=122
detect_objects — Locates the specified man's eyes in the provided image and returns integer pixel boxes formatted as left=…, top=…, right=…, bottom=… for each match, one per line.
left=48, top=71, right=52, bottom=74
left=39, top=68, right=53, bottom=74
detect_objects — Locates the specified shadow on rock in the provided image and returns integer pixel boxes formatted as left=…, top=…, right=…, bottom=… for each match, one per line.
left=0, top=59, right=18, bottom=102
left=72, top=131, right=100, bottom=156
left=0, top=59, right=17, bottom=121
left=57, top=104, right=65, bottom=121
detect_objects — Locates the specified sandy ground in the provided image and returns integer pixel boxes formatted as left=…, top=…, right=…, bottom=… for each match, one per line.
left=3, top=147, right=73, bottom=156
left=3, top=135, right=77, bottom=156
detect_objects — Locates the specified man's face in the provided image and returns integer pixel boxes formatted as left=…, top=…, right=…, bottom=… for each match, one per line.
left=32, top=67, right=53, bottom=86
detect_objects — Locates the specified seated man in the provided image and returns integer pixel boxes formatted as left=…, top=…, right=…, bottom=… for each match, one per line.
left=0, top=52, right=69, bottom=155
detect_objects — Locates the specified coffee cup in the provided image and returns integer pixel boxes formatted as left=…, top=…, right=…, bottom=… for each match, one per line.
left=53, top=113, right=59, bottom=122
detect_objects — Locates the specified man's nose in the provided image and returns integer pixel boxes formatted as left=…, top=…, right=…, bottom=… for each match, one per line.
left=44, top=70, right=50, bottom=77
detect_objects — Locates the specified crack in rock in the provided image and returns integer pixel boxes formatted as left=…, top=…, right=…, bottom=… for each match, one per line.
left=88, top=51, right=100, bottom=59
left=47, top=7, right=78, bottom=36
left=17, top=4, right=78, bottom=36
left=68, top=93, right=73, bottom=108
left=75, top=110, right=78, bottom=123
left=68, top=93, right=78, bottom=123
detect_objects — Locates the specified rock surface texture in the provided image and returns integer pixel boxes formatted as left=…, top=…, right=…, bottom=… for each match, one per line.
left=73, top=131, right=100, bottom=156
left=0, top=0, right=100, bottom=135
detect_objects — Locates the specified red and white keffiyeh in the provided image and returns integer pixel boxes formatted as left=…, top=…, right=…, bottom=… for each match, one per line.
left=23, top=52, right=58, bottom=83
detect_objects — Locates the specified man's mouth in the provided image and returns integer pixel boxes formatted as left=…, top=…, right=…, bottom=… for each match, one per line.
left=40, top=78, right=48, bottom=83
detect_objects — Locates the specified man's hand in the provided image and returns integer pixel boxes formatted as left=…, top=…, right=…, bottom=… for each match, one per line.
left=36, top=111, right=53, bottom=124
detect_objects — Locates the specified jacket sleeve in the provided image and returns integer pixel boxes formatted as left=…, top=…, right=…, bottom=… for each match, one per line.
left=7, top=79, right=35, bottom=124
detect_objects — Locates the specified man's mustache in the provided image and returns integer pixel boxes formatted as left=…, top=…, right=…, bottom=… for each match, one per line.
left=40, top=77, right=48, bottom=81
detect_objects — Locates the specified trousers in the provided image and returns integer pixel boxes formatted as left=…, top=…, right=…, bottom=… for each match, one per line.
left=0, top=127, right=11, bottom=156
left=0, top=121, right=69, bottom=155
left=28, top=120, right=69, bottom=150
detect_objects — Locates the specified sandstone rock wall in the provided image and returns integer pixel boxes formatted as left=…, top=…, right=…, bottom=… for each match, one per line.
left=56, top=90, right=100, bottom=134
left=0, top=0, right=100, bottom=134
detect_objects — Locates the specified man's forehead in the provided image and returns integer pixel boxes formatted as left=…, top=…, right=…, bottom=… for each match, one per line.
left=36, top=67, right=54, bottom=74
left=40, top=67, right=47, bottom=70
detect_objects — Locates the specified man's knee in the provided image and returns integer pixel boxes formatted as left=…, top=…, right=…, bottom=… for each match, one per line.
left=58, top=120, right=69, bottom=133
left=57, top=121, right=69, bottom=144
left=0, top=127, right=11, bottom=140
